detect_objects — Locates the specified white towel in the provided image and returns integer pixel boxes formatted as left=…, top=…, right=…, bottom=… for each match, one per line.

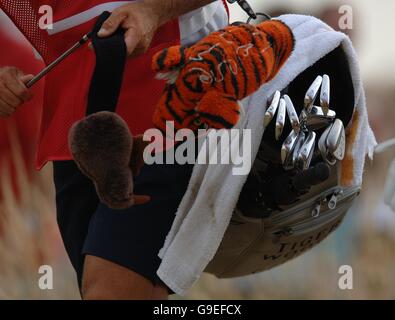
left=158, top=14, right=377, bottom=296
left=179, top=0, right=228, bottom=46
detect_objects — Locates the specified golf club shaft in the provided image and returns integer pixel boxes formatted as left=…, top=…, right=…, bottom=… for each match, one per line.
left=375, top=137, right=395, bottom=154
left=26, top=33, right=91, bottom=88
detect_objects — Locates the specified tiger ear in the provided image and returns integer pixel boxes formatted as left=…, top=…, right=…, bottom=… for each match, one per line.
left=152, top=45, right=188, bottom=73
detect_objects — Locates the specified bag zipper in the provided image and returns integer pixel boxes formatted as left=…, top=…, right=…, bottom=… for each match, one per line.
left=270, top=187, right=360, bottom=240
left=269, top=186, right=360, bottom=229
left=283, top=201, right=350, bottom=236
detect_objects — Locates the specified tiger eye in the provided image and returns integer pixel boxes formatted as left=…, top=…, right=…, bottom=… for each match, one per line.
left=194, top=118, right=202, bottom=126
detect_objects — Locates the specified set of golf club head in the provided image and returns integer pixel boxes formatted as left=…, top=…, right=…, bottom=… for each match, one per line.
left=263, top=75, right=346, bottom=171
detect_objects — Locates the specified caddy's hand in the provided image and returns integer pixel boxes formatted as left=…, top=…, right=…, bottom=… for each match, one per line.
left=96, top=2, right=164, bottom=57
left=0, top=67, right=34, bottom=118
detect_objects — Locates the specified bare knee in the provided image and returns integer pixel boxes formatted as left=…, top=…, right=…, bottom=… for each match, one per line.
left=151, top=285, right=170, bottom=300
left=82, top=255, right=156, bottom=300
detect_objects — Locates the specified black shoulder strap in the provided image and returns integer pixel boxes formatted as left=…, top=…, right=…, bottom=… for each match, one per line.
left=86, top=11, right=127, bottom=115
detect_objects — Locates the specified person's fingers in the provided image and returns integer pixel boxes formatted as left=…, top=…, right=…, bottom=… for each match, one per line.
left=129, top=46, right=148, bottom=58
left=123, top=27, right=141, bottom=56
left=132, top=195, right=151, bottom=205
left=0, top=110, right=10, bottom=118
left=97, top=10, right=128, bottom=37
left=0, top=108, right=12, bottom=118
left=91, top=25, right=142, bottom=57
left=0, top=97, right=15, bottom=117
left=20, top=75, right=34, bottom=101
left=4, top=72, right=33, bottom=102
left=0, top=84, right=22, bottom=107
left=20, top=74, right=34, bottom=85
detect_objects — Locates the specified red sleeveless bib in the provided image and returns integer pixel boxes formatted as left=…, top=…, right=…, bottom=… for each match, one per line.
left=1, top=0, right=180, bottom=169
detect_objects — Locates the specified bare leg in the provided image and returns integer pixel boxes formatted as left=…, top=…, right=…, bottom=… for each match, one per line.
left=151, top=284, right=170, bottom=300
left=82, top=255, right=165, bottom=300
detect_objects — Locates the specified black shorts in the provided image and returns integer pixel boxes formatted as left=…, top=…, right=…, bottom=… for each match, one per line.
left=53, top=160, right=194, bottom=290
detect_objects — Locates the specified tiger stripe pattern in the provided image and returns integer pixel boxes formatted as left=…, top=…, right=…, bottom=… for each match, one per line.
left=152, top=19, right=295, bottom=132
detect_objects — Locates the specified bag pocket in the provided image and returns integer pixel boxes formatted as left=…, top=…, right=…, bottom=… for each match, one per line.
left=206, top=186, right=360, bottom=278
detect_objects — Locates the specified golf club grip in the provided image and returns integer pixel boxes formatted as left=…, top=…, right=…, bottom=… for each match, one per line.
left=292, top=163, right=330, bottom=191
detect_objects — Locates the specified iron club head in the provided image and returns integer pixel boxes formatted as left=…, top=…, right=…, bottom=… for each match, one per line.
left=304, top=75, right=323, bottom=112
left=320, top=74, right=330, bottom=116
left=318, top=125, right=335, bottom=165
left=264, top=90, right=281, bottom=128
left=291, top=131, right=306, bottom=169
left=296, top=131, right=316, bottom=171
left=283, top=95, right=300, bottom=133
left=305, top=106, right=336, bottom=131
left=318, top=119, right=346, bottom=165
left=275, top=98, right=286, bottom=140
left=281, top=129, right=299, bottom=169
left=326, top=119, right=346, bottom=161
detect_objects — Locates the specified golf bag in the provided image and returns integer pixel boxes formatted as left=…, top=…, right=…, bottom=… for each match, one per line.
left=205, top=23, right=364, bottom=278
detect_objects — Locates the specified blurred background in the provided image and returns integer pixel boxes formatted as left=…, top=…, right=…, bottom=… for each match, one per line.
left=0, top=0, right=394, bottom=299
